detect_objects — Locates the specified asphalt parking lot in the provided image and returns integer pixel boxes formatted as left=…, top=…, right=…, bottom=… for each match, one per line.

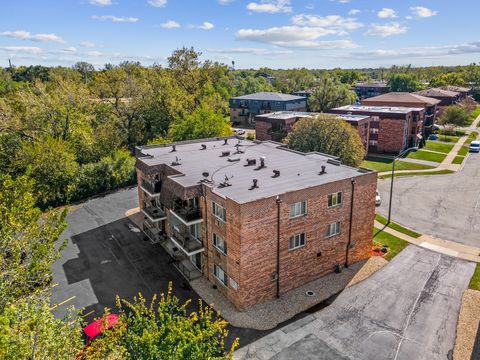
left=235, top=245, right=475, bottom=360
left=377, top=151, right=480, bottom=247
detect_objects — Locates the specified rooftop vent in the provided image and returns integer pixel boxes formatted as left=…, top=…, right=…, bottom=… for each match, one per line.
left=223, top=139, right=228, bottom=145
left=319, top=165, right=327, bottom=175
left=170, top=145, right=176, bottom=153
left=202, top=171, right=209, bottom=178
left=228, top=155, right=240, bottom=162
left=220, top=151, right=231, bottom=157
left=254, top=157, right=266, bottom=171
left=234, top=144, right=244, bottom=154
left=272, top=170, right=280, bottom=178
left=327, top=159, right=341, bottom=166
left=171, top=156, right=181, bottom=166
left=249, top=179, right=258, bottom=190
left=200, top=144, right=207, bottom=150
left=244, top=158, right=256, bottom=167
left=219, top=175, right=233, bottom=188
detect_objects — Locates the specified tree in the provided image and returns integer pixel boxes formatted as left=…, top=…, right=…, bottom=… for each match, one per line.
left=83, top=285, right=238, bottom=359
left=308, top=76, right=357, bottom=112
left=429, top=72, right=465, bottom=88
left=73, top=61, right=95, bottom=84
left=466, top=64, right=480, bottom=101
left=437, top=105, right=470, bottom=133
left=285, top=114, right=366, bottom=167
left=387, top=73, right=422, bottom=92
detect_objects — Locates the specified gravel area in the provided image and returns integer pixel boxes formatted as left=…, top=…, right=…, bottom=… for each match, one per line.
left=454, top=289, right=480, bottom=360
left=192, top=257, right=387, bottom=330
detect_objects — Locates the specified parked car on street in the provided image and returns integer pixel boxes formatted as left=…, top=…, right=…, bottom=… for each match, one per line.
left=469, top=140, right=480, bottom=153
left=375, top=191, right=382, bottom=206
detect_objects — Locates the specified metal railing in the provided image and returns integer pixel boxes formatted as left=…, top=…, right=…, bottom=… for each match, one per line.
left=141, top=179, right=161, bottom=195
left=176, top=260, right=202, bottom=280
left=143, top=205, right=166, bottom=220
left=172, top=205, right=202, bottom=223
left=172, top=228, right=204, bottom=253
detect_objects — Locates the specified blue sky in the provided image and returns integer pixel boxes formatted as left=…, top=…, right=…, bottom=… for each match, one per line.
left=1, top=0, right=480, bottom=69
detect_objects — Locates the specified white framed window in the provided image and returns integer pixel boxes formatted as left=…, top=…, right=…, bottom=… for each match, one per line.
left=229, top=278, right=238, bottom=290
left=289, top=233, right=306, bottom=250
left=213, top=233, right=227, bottom=255
left=289, top=201, right=307, bottom=218
left=213, top=264, right=227, bottom=286
left=328, top=192, right=343, bottom=208
left=212, top=202, right=226, bottom=222
left=325, top=222, right=341, bottom=238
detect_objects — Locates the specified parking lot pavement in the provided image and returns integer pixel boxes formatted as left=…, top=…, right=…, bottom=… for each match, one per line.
left=235, top=245, right=475, bottom=360
left=377, top=151, right=480, bottom=248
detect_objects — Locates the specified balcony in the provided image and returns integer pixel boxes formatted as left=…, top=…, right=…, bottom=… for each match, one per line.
left=143, top=223, right=165, bottom=244
left=140, top=179, right=161, bottom=197
left=142, top=205, right=166, bottom=222
left=175, top=259, right=202, bottom=281
left=170, top=228, right=204, bottom=256
left=171, top=205, right=202, bottom=225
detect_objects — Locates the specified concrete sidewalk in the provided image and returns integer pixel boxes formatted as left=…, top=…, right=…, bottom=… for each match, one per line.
left=374, top=220, right=480, bottom=262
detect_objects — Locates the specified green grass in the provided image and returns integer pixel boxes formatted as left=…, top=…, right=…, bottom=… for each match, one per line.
left=458, top=146, right=469, bottom=156
left=469, top=263, right=480, bottom=290
left=465, top=131, right=479, bottom=145
left=361, top=156, right=435, bottom=172
left=406, top=149, right=447, bottom=163
left=422, top=141, right=454, bottom=154
left=375, top=214, right=422, bottom=238
left=468, top=106, right=480, bottom=124
left=439, top=128, right=466, bottom=136
left=452, top=155, right=465, bottom=165
left=378, top=169, right=455, bottom=179
left=435, top=134, right=461, bottom=143
left=373, top=227, right=409, bottom=261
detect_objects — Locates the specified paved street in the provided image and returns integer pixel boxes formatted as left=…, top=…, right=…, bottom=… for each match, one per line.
left=235, top=246, right=475, bottom=360
left=377, top=151, right=480, bottom=247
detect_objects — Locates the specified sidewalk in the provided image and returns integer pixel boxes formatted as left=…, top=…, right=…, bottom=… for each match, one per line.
left=378, top=114, right=480, bottom=176
left=374, top=220, right=480, bottom=262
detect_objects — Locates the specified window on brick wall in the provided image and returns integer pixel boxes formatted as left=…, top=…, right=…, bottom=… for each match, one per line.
left=212, top=202, right=226, bottom=222
left=213, top=264, right=227, bottom=286
left=328, top=192, right=342, bottom=208
left=325, top=221, right=341, bottom=238
left=213, top=233, right=227, bottom=255
left=289, top=233, right=306, bottom=250
left=289, top=201, right=307, bottom=218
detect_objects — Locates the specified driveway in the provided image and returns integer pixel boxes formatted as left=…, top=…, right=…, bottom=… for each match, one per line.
left=377, top=152, right=480, bottom=247
left=235, top=246, right=475, bottom=360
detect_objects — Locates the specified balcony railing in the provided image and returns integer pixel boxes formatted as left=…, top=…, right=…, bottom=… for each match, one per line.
left=142, top=205, right=166, bottom=222
left=172, top=205, right=202, bottom=223
left=143, top=223, right=165, bottom=244
left=171, top=228, right=204, bottom=254
left=141, top=179, right=161, bottom=196
left=175, top=259, right=202, bottom=281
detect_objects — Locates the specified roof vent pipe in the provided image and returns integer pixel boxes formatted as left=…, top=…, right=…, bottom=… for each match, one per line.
left=319, top=165, right=327, bottom=175
left=200, top=144, right=207, bottom=150
left=170, top=145, right=176, bottom=152
left=272, top=170, right=280, bottom=178
left=254, top=157, right=266, bottom=171
left=249, top=179, right=259, bottom=190
left=244, top=158, right=256, bottom=167
left=223, top=139, right=228, bottom=145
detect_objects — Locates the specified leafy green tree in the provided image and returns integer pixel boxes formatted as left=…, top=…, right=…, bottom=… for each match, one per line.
left=466, top=64, right=480, bottom=101
left=84, top=285, right=238, bottom=359
left=387, top=73, right=423, bottom=92
left=429, top=72, right=465, bottom=88
left=285, top=114, right=366, bottom=167
left=437, top=105, right=470, bottom=133
left=73, top=61, right=95, bottom=84
left=308, top=76, right=357, bottom=112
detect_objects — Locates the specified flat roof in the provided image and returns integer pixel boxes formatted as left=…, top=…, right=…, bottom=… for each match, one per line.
left=231, top=92, right=306, bottom=102
left=334, top=113, right=372, bottom=122
left=255, top=111, right=314, bottom=120
left=332, top=105, right=424, bottom=114
left=137, top=138, right=370, bottom=204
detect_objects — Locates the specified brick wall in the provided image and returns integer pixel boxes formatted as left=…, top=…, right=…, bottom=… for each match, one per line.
left=377, top=118, right=408, bottom=153
left=255, top=120, right=273, bottom=141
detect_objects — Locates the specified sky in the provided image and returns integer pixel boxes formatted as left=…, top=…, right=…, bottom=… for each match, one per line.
left=1, top=0, right=480, bottom=69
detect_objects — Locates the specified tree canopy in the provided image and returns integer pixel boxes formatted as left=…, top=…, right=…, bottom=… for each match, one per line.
left=308, top=76, right=357, bottom=112
left=387, top=73, right=423, bottom=92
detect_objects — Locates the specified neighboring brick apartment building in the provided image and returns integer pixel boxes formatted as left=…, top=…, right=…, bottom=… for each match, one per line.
left=255, top=111, right=371, bottom=150
left=329, top=105, right=424, bottom=153
left=355, top=82, right=391, bottom=100
left=441, top=85, right=471, bottom=100
left=414, top=88, right=460, bottom=106
left=135, top=138, right=376, bottom=310
left=229, top=92, right=307, bottom=127
left=362, top=92, right=440, bottom=135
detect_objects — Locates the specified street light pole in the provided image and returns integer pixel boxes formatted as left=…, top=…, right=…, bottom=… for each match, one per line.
left=387, top=146, right=418, bottom=224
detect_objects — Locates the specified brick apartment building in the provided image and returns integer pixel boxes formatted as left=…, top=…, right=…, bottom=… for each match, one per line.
left=414, top=88, right=460, bottom=106
left=355, top=82, right=391, bottom=100
left=255, top=111, right=371, bottom=151
left=362, top=92, right=440, bottom=135
left=229, top=92, right=307, bottom=127
left=441, top=85, right=471, bottom=100
left=135, top=138, right=376, bottom=310
left=329, top=105, right=424, bottom=154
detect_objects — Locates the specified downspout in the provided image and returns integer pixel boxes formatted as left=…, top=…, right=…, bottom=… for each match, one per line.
left=276, top=195, right=282, bottom=298
left=345, top=178, right=356, bottom=268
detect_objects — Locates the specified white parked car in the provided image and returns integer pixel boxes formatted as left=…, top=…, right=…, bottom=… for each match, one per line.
left=469, top=141, right=480, bottom=153
left=235, top=129, right=246, bottom=135
left=375, top=191, right=382, bottom=206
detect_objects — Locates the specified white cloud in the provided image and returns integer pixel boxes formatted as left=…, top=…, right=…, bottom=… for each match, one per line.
left=236, top=26, right=357, bottom=49
left=147, top=0, right=167, bottom=7
left=61, top=46, right=77, bottom=54
left=348, top=9, right=360, bottom=15
left=198, top=22, right=214, bottom=30
left=410, top=6, right=438, bottom=18
left=365, top=22, right=407, bottom=37
left=247, top=0, right=292, bottom=14
left=207, top=47, right=292, bottom=56
left=91, top=15, right=139, bottom=23
left=89, top=0, right=112, bottom=6
left=218, top=0, right=234, bottom=4
left=160, top=20, right=180, bottom=29
left=0, top=30, right=65, bottom=43
left=291, top=14, right=363, bottom=35
left=0, top=46, right=42, bottom=55
left=80, top=40, right=95, bottom=47
left=378, top=8, right=397, bottom=19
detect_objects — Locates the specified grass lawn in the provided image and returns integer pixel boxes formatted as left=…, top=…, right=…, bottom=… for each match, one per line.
left=423, top=141, right=454, bottom=154
left=458, top=146, right=469, bottom=156
left=361, top=156, right=435, bottom=172
left=468, top=106, right=480, bottom=125
left=439, top=128, right=466, bottom=136
left=375, top=214, right=422, bottom=238
left=378, top=169, right=455, bottom=180
left=406, top=149, right=447, bottom=163
left=452, top=155, right=465, bottom=165
left=465, top=131, right=479, bottom=145
left=469, top=263, right=480, bottom=290
left=373, top=227, right=409, bottom=261
left=436, top=134, right=461, bottom=143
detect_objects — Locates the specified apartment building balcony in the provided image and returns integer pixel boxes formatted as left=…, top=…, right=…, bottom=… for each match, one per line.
left=142, top=205, right=166, bottom=222
left=171, top=204, right=202, bottom=225
left=174, top=259, right=202, bottom=281
left=140, top=179, right=161, bottom=197
left=142, top=222, right=166, bottom=244
left=170, top=227, right=204, bottom=256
